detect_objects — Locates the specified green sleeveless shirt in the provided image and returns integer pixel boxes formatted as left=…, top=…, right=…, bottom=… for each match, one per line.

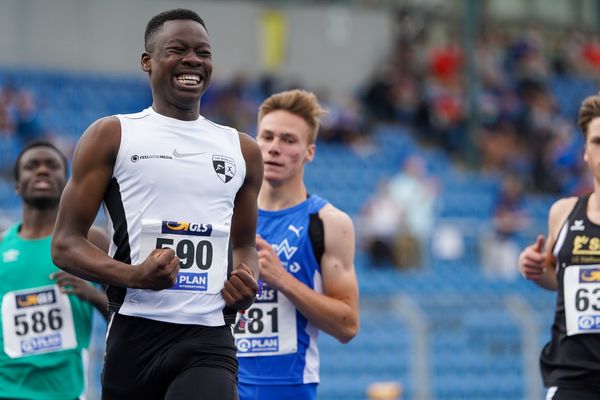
left=0, top=223, right=94, bottom=399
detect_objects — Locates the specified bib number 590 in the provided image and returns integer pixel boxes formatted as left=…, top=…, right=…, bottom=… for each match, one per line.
left=156, top=238, right=213, bottom=270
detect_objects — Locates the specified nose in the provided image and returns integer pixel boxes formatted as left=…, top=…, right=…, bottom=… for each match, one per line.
left=35, top=162, right=51, bottom=176
left=182, top=50, right=202, bottom=66
left=267, top=138, right=281, bottom=155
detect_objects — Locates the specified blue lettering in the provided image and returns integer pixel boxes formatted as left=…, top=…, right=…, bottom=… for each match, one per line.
left=236, top=336, right=279, bottom=353
left=578, top=315, right=600, bottom=330
left=21, top=333, right=62, bottom=353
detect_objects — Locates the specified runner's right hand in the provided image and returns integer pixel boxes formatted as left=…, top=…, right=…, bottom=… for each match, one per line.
left=130, top=248, right=180, bottom=290
left=519, top=235, right=546, bottom=281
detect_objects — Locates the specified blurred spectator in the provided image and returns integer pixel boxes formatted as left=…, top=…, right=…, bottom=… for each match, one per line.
left=388, top=155, right=439, bottom=268
left=431, top=224, right=465, bottom=262
left=359, top=181, right=404, bottom=268
left=0, top=84, right=19, bottom=126
left=0, top=104, right=15, bottom=138
left=480, top=174, right=531, bottom=280
left=15, top=91, right=44, bottom=143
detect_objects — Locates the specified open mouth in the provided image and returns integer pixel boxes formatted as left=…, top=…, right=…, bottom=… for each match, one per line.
left=175, top=74, right=202, bottom=88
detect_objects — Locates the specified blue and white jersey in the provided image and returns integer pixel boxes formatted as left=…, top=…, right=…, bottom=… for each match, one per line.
left=236, top=195, right=328, bottom=385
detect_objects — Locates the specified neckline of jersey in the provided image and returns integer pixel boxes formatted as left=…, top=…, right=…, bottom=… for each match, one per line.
left=258, top=197, right=311, bottom=217
left=148, top=106, right=206, bottom=125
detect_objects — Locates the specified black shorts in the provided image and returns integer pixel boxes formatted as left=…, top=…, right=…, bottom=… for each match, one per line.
left=102, top=313, right=238, bottom=400
left=547, top=386, right=600, bottom=400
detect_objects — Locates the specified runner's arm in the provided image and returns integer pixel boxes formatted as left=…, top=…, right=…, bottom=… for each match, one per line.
left=222, top=133, right=263, bottom=310
left=274, top=205, right=359, bottom=343
left=521, top=197, right=577, bottom=291
left=51, top=117, right=136, bottom=287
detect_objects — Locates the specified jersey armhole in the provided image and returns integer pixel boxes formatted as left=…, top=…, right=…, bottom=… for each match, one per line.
left=551, top=196, right=585, bottom=256
left=223, top=241, right=236, bottom=325
left=309, top=213, right=325, bottom=266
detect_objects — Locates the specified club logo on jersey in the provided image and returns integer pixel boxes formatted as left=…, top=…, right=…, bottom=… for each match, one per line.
left=579, top=267, right=600, bottom=283
left=289, top=262, right=301, bottom=273
left=213, top=155, right=236, bottom=183
left=272, top=239, right=298, bottom=260
left=578, top=315, right=600, bottom=331
left=570, top=219, right=585, bottom=231
left=161, top=221, right=212, bottom=236
left=15, top=289, right=56, bottom=309
left=2, top=249, right=19, bottom=263
left=236, top=336, right=279, bottom=353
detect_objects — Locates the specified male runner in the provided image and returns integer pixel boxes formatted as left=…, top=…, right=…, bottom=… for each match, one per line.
left=519, top=93, right=600, bottom=399
left=51, top=9, right=263, bottom=400
left=235, top=89, right=359, bottom=400
left=1, top=141, right=108, bottom=399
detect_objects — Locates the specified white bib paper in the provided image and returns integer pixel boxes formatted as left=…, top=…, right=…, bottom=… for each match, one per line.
left=563, top=265, right=600, bottom=336
left=139, top=219, right=230, bottom=294
left=1, top=285, right=77, bottom=358
left=234, top=283, right=297, bottom=357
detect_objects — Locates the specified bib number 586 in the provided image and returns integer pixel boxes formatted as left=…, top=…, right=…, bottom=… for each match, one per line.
left=14, top=308, right=63, bottom=336
left=156, top=238, right=213, bottom=270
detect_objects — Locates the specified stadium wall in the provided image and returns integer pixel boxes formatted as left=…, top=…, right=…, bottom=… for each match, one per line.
left=0, top=0, right=393, bottom=100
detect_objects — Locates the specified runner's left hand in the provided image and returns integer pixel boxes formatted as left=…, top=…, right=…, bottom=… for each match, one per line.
left=222, top=263, right=258, bottom=311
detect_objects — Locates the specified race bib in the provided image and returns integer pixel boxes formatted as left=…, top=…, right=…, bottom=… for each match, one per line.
left=234, top=283, right=297, bottom=356
left=1, top=285, right=77, bottom=358
left=564, top=265, right=600, bottom=336
left=139, top=219, right=230, bottom=294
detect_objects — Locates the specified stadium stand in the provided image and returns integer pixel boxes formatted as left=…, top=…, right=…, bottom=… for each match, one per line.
left=0, top=67, right=582, bottom=399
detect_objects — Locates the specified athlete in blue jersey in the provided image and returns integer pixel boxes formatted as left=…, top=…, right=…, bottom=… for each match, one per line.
left=236, top=90, right=359, bottom=400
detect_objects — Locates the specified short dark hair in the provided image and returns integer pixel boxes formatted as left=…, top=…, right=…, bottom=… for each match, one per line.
left=14, top=141, right=68, bottom=181
left=144, top=9, right=207, bottom=52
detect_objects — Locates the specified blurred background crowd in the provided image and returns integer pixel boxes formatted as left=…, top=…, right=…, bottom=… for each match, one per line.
left=2, top=0, right=600, bottom=399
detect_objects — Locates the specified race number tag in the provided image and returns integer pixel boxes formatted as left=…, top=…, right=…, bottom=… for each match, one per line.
left=564, top=265, right=600, bottom=336
left=234, top=283, right=297, bottom=356
left=1, top=285, right=77, bottom=358
left=139, top=219, right=230, bottom=294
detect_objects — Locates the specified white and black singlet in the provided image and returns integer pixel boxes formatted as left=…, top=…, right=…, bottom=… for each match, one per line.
left=543, top=194, right=600, bottom=394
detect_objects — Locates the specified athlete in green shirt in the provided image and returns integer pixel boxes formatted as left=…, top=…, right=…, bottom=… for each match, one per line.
left=0, top=141, right=108, bottom=400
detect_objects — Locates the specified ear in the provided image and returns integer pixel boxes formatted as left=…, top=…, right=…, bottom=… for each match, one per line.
left=305, top=143, right=316, bottom=163
left=15, top=182, right=21, bottom=197
left=141, top=52, right=152, bottom=73
left=584, top=147, right=589, bottom=163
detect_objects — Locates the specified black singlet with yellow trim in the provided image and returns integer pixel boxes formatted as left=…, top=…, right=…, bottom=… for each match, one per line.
left=542, top=194, right=600, bottom=389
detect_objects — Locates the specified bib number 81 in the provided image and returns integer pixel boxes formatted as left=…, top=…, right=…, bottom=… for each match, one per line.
left=156, top=238, right=213, bottom=270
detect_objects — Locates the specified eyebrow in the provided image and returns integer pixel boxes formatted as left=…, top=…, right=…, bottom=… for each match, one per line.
left=260, top=129, right=298, bottom=138
left=165, top=38, right=211, bottom=47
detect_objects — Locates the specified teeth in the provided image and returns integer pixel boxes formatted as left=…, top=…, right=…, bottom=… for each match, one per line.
left=176, top=74, right=200, bottom=85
